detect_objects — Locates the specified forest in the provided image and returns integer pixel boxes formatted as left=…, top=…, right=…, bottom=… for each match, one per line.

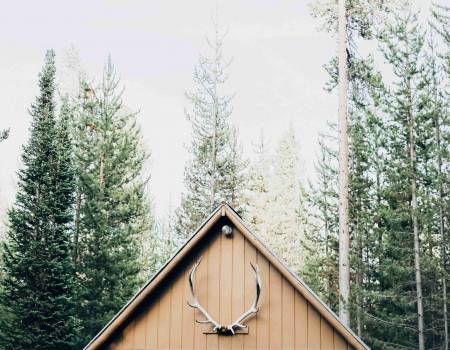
left=0, top=1, right=449, bottom=349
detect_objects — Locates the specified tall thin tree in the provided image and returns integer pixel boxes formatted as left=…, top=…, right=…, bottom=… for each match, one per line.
left=337, top=0, right=350, bottom=325
left=381, top=11, right=426, bottom=348
left=0, top=51, right=80, bottom=350
left=175, top=21, right=247, bottom=240
left=430, top=3, right=450, bottom=347
left=72, top=57, right=155, bottom=344
left=311, top=0, right=397, bottom=325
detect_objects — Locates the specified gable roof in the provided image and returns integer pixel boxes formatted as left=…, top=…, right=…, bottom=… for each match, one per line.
left=84, top=202, right=370, bottom=350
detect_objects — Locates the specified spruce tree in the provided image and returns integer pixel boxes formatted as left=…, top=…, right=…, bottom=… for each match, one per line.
left=175, top=24, right=247, bottom=240
left=430, top=4, right=450, bottom=347
left=72, top=58, right=155, bottom=344
left=311, top=0, right=399, bottom=325
left=246, top=127, right=307, bottom=272
left=417, top=19, right=450, bottom=348
left=366, top=11, right=428, bottom=349
left=303, top=57, right=387, bottom=339
left=302, top=128, right=339, bottom=311
left=246, top=132, right=273, bottom=238
left=267, top=126, right=306, bottom=272
left=346, top=56, right=386, bottom=338
left=305, top=3, right=450, bottom=349
left=0, top=50, right=80, bottom=350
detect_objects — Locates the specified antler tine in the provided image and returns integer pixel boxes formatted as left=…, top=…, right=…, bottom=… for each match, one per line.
left=187, top=257, right=221, bottom=331
left=227, top=262, right=262, bottom=334
left=250, top=263, right=261, bottom=310
left=187, top=257, right=202, bottom=304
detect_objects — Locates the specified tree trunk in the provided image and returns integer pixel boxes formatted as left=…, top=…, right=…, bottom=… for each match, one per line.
left=431, top=58, right=449, bottom=348
left=442, top=208, right=449, bottom=350
left=323, top=160, right=331, bottom=302
left=408, top=85, right=425, bottom=350
left=73, top=187, right=82, bottom=263
left=209, top=31, right=219, bottom=211
left=356, top=218, right=363, bottom=337
left=99, top=152, right=105, bottom=189
left=338, top=0, right=350, bottom=327
left=435, top=101, right=448, bottom=350
left=210, top=102, right=218, bottom=211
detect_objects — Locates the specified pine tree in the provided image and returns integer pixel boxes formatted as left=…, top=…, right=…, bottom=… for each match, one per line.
left=307, top=3, right=450, bottom=349
left=302, top=127, right=340, bottom=311
left=246, top=127, right=306, bottom=272
left=376, top=11, right=426, bottom=349
left=221, top=126, right=247, bottom=209
left=314, top=46, right=389, bottom=339
left=0, top=50, right=80, bottom=350
left=336, top=0, right=351, bottom=325
left=311, top=0, right=398, bottom=325
left=346, top=56, right=386, bottom=338
left=419, top=10, right=450, bottom=347
left=246, top=131, right=273, bottom=239
left=142, top=207, right=175, bottom=280
left=305, top=56, right=387, bottom=340
left=175, top=24, right=247, bottom=241
left=72, top=57, right=155, bottom=344
left=268, top=126, right=306, bottom=272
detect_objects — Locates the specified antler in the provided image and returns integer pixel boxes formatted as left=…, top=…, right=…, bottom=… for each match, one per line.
left=187, top=257, right=261, bottom=335
left=226, top=263, right=261, bottom=334
left=187, top=257, right=221, bottom=332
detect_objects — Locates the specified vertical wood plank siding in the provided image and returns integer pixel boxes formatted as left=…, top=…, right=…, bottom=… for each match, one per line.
left=106, top=227, right=350, bottom=350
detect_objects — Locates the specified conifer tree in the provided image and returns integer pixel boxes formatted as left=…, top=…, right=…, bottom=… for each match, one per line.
left=72, top=58, right=155, bottom=343
left=303, top=57, right=386, bottom=339
left=175, top=24, right=247, bottom=240
left=302, top=128, right=339, bottom=311
left=246, top=132, right=272, bottom=238
left=346, top=57, right=385, bottom=338
left=420, top=11, right=450, bottom=347
left=431, top=4, right=450, bottom=347
left=380, top=12, right=426, bottom=349
left=246, top=127, right=306, bottom=272
left=0, top=50, right=80, bottom=350
left=142, top=209, right=175, bottom=279
left=268, top=126, right=306, bottom=271
left=311, top=0, right=398, bottom=325
left=306, top=3, right=450, bottom=349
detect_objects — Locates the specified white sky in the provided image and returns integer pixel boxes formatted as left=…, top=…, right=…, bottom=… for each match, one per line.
left=0, top=0, right=435, bottom=221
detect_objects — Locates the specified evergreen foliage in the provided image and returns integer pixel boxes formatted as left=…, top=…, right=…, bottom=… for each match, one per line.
left=356, top=12, right=428, bottom=348
left=305, top=3, right=450, bottom=348
left=1, top=4, right=450, bottom=350
left=71, top=57, right=156, bottom=344
left=175, top=25, right=247, bottom=241
left=246, top=132, right=272, bottom=237
left=0, top=51, right=80, bottom=350
left=302, top=127, right=339, bottom=311
left=246, top=127, right=307, bottom=273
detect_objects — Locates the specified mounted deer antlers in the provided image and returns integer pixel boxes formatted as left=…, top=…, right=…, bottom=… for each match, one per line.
left=187, top=256, right=261, bottom=335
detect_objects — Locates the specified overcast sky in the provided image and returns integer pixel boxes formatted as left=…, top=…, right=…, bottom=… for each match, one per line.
left=0, top=0, right=435, bottom=220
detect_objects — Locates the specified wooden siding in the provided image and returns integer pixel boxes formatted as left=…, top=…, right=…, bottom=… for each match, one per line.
left=106, top=226, right=351, bottom=350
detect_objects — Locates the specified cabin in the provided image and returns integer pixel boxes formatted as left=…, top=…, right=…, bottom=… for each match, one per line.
left=84, top=203, right=369, bottom=350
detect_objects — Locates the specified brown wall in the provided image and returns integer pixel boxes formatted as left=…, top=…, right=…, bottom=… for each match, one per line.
left=105, top=225, right=353, bottom=350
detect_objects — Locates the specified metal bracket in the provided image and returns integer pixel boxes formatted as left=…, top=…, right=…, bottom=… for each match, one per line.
left=203, top=327, right=249, bottom=335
